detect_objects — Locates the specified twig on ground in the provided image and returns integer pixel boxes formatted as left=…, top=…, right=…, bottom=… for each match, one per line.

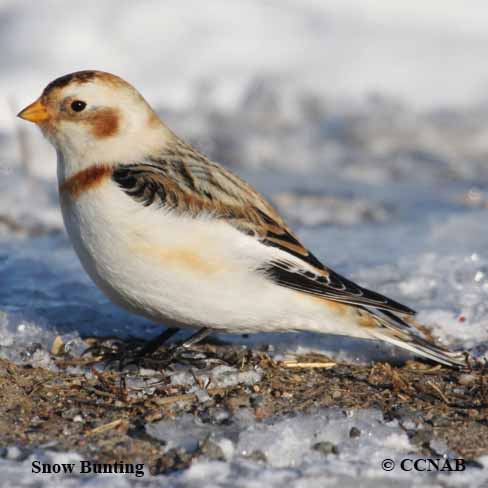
left=426, top=380, right=450, bottom=404
left=85, top=419, right=126, bottom=436
left=281, top=359, right=337, bottom=369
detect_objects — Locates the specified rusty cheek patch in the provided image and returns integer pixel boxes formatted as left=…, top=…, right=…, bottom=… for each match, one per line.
left=60, top=165, right=113, bottom=199
left=88, top=108, right=120, bottom=138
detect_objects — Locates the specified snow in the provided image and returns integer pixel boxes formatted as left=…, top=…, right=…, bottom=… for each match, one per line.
left=1, top=1, right=488, bottom=486
left=169, top=364, right=263, bottom=391
left=4, top=410, right=488, bottom=487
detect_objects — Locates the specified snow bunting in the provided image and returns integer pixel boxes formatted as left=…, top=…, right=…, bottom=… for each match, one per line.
left=18, top=70, right=465, bottom=368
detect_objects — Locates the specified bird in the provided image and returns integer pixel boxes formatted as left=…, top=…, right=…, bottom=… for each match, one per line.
left=18, top=70, right=465, bottom=369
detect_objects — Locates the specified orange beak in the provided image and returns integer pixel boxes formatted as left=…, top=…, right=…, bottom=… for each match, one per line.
left=17, top=98, right=50, bottom=123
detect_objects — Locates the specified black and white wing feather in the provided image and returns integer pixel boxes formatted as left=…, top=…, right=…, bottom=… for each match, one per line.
left=112, top=138, right=415, bottom=317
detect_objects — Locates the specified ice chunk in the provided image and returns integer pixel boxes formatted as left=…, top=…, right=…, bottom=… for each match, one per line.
left=169, top=364, right=262, bottom=391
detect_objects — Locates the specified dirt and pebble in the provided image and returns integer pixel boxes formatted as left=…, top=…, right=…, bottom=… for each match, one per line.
left=0, top=340, right=487, bottom=476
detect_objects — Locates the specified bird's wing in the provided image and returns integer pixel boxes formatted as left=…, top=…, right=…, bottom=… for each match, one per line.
left=112, top=141, right=415, bottom=316
left=256, top=258, right=414, bottom=314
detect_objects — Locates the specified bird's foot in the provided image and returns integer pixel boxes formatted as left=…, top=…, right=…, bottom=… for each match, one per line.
left=135, top=345, right=208, bottom=370
left=82, top=328, right=222, bottom=372
left=82, top=336, right=151, bottom=371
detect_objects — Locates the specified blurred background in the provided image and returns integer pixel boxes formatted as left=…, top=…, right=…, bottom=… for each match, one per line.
left=0, top=1, right=487, bottom=362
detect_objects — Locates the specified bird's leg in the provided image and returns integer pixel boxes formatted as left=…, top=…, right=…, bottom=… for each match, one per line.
left=135, top=327, right=180, bottom=357
left=101, top=327, right=179, bottom=370
left=166, top=327, right=211, bottom=359
left=104, top=327, right=213, bottom=371
left=141, top=328, right=212, bottom=370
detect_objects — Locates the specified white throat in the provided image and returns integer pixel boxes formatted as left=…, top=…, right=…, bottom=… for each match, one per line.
left=53, top=117, right=174, bottom=183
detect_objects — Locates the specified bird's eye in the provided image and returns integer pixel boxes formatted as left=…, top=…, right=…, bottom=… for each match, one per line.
left=70, top=100, right=87, bottom=112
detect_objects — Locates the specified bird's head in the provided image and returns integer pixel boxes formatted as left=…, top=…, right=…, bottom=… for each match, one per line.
left=18, top=71, right=169, bottom=174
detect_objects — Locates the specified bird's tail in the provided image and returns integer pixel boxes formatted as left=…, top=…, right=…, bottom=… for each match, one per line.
left=365, top=309, right=467, bottom=369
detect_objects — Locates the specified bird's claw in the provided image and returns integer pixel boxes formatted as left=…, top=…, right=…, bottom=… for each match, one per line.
left=83, top=340, right=196, bottom=371
left=82, top=334, right=231, bottom=372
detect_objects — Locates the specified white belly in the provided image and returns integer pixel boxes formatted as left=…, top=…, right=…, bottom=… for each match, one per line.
left=59, top=179, right=363, bottom=336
